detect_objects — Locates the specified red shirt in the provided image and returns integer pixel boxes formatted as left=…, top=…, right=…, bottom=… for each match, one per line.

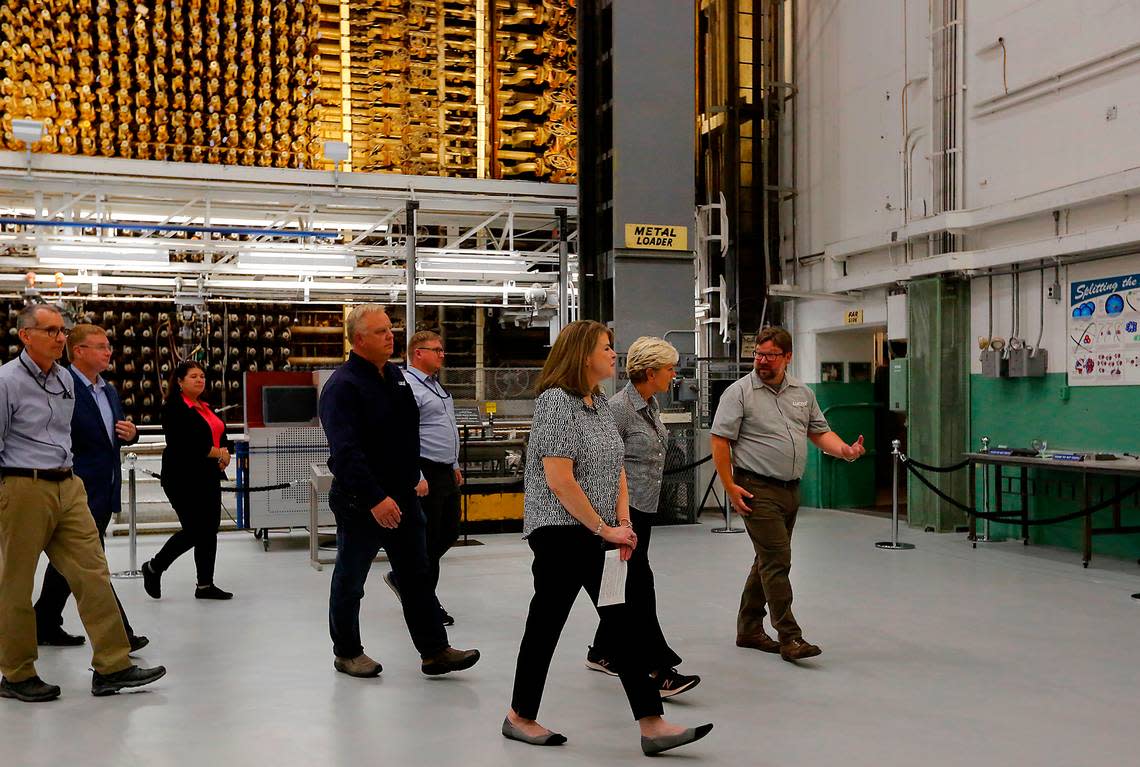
left=183, top=394, right=225, bottom=448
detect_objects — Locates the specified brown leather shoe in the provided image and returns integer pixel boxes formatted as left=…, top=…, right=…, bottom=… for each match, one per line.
left=334, top=653, right=383, bottom=678
left=421, top=646, right=480, bottom=676
left=736, top=630, right=780, bottom=653
left=779, top=638, right=822, bottom=662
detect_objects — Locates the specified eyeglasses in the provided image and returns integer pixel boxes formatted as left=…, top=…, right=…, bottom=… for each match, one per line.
left=420, top=347, right=446, bottom=355
left=77, top=343, right=113, bottom=352
left=29, top=326, right=70, bottom=338
left=753, top=351, right=786, bottom=362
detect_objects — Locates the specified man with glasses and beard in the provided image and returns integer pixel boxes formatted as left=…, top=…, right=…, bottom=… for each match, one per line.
left=0, top=305, right=165, bottom=703
left=710, top=327, right=866, bottom=662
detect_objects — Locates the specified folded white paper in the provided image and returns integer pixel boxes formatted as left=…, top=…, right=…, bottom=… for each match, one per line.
left=598, top=548, right=628, bottom=607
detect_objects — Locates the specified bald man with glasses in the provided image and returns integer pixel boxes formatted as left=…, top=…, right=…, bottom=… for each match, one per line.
left=0, top=305, right=165, bottom=703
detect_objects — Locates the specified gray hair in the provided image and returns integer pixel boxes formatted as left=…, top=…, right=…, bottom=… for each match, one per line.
left=17, top=303, right=62, bottom=330
left=626, top=336, right=679, bottom=382
left=344, top=303, right=388, bottom=344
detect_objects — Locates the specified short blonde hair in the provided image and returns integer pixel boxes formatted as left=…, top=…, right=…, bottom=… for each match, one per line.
left=66, top=323, right=107, bottom=356
left=626, top=336, right=679, bottom=383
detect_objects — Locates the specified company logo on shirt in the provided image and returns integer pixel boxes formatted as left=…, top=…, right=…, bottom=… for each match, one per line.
left=792, top=400, right=808, bottom=407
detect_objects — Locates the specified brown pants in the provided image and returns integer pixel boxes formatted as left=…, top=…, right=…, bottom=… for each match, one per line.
left=735, top=474, right=802, bottom=643
left=0, top=475, right=131, bottom=682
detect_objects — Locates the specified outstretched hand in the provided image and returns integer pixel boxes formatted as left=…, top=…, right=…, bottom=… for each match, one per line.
left=841, top=435, right=866, bottom=461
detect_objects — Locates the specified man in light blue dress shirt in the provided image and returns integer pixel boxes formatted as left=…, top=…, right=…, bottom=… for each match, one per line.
left=392, top=331, right=464, bottom=626
left=0, top=305, right=165, bottom=703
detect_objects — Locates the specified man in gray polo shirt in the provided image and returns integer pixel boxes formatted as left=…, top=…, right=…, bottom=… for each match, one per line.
left=710, top=327, right=865, bottom=662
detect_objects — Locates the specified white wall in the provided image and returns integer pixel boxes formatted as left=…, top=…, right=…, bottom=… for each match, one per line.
left=790, top=0, right=1140, bottom=373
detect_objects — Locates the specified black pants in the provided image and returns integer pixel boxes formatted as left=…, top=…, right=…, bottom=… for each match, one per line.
left=328, top=488, right=448, bottom=659
left=511, top=525, right=665, bottom=722
left=34, top=507, right=136, bottom=639
left=590, top=508, right=681, bottom=671
left=151, top=478, right=222, bottom=585
left=390, top=460, right=460, bottom=607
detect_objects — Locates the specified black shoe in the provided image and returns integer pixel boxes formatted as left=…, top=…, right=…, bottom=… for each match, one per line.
left=382, top=571, right=402, bottom=603
left=91, top=665, right=167, bottom=696
left=440, top=607, right=455, bottom=627
left=0, top=675, right=61, bottom=703
left=421, top=647, right=480, bottom=676
left=142, top=561, right=161, bottom=599
left=584, top=645, right=619, bottom=676
left=37, top=627, right=86, bottom=647
left=194, top=584, right=233, bottom=600
left=654, top=668, right=701, bottom=699
left=129, top=635, right=150, bottom=653
left=641, top=723, right=714, bottom=756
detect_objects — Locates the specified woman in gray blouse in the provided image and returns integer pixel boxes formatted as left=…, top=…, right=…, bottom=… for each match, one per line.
left=502, top=321, right=713, bottom=757
left=584, top=337, right=700, bottom=698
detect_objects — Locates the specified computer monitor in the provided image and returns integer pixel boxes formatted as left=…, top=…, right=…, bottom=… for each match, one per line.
left=262, top=385, right=318, bottom=425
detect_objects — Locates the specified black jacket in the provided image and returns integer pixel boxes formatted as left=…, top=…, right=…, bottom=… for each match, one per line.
left=68, top=367, right=139, bottom=525
left=319, top=352, right=420, bottom=509
left=160, top=394, right=231, bottom=487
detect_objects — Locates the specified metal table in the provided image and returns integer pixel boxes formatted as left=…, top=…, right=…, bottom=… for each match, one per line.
left=965, top=452, right=1140, bottom=567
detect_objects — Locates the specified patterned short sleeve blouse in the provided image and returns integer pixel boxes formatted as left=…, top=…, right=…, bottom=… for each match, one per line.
left=523, top=387, right=625, bottom=537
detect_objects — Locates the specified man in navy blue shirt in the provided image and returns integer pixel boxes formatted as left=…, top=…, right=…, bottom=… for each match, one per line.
left=319, top=304, right=479, bottom=679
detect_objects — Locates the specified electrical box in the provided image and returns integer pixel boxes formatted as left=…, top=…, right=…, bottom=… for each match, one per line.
left=889, top=358, right=908, bottom=412
left=887, top=293, right=908, bottom=340
left=980, top=349, right=1008, bottom=378
left=1008, top=348, right=1048, bottom=378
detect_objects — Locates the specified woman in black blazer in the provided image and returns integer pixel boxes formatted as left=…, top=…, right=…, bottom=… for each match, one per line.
left=142, top=361, right=234, bottom=600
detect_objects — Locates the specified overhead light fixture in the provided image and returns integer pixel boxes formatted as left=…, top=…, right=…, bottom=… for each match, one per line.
left=37, top=242, right=170, bottom=267
left=11, top=119, right=45, bottom=145
left=237, top=248, right=356, bottom=274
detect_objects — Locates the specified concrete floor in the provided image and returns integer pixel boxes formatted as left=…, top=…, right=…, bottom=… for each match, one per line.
left=3, top=509, right=1137, bottom=766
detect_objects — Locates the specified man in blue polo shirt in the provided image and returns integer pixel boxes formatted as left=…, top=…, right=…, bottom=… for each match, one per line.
left=319, top=304, right=479, bottom=679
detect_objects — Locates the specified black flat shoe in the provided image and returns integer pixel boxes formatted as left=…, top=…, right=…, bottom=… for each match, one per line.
left=0, top=675, right=61, bottom=703
left=37, top=628, right=86, bottom=647
left=91, top=665, right=166, bottom=697
left=440, top=608, right=455, bottom=627
left=501, top=717, right=567, bottom=746
left=641, top=723, right=714, bottom=756
left=141, top=561, right=161, bottom=599
left=129, top=635, right=150, bottom=653
left=194, top=585, right=233, bottom=600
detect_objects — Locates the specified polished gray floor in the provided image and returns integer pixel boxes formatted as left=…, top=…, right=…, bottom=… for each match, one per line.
left=3, top=509, right=1137, bottom=766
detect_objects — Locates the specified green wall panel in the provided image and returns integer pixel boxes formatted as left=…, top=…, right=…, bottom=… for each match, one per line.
left=802, top=382, right=878, bottom=509
left=970, top=373, right=1140, bottom=559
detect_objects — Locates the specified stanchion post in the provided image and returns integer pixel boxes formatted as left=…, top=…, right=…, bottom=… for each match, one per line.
left=974, top=435, right=1005, bottom=544
left=113, top=452, right=143, bottom=579
left=711, top=472, right=744, bottom=534
left=876, top=439, right=915, bottom=550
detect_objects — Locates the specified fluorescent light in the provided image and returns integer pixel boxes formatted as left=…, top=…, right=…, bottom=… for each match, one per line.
left=37, top=242, right=170, bottom=267
left=237, top=249, right=356, bottom=274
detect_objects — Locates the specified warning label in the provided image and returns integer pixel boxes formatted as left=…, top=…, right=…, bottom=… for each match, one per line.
left=624, top=223, right=689, bottom=251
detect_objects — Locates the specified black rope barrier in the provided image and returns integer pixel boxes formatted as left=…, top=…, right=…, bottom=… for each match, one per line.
left=135, top=467, right=294, bottom=493
left=902, top=459, right=1140, bottom=526
left=663, top=455, right=713, bottom=476
left=902, top=456, right=971, bottom=474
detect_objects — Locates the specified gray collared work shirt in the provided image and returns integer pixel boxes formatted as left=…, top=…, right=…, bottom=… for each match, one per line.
left=610, top=381, right=669, bottom=514
left=0, top=350, right=76, bottom=469
left=710, top=371, right=830, bottom=482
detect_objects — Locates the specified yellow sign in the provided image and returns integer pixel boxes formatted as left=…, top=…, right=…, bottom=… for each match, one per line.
left=624, top=223, right=689, bottom=251
left=844, top=309, right=864, bottom=326
left=484, top=401, right=498, bottom=415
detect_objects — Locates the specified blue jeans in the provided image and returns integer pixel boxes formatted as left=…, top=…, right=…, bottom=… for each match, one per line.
left=328, top=488, right=448, bottom=660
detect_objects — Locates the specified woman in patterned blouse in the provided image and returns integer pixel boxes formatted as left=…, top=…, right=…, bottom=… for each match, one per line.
left=502, top=321, right=713, bottom=757
left=584, top=337, right=701, bottom=698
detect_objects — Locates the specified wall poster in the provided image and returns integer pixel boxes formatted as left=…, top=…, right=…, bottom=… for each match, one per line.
left=1067, top=258, right=1140, bottom=386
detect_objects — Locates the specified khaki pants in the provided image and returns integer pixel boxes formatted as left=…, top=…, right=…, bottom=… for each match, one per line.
left=0, top=475, right=131, bottom=682
left=735, top=475, right=802, bottom=643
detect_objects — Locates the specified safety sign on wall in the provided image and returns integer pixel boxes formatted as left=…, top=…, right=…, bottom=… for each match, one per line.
left=1067, top=260, right=1140, bottom=386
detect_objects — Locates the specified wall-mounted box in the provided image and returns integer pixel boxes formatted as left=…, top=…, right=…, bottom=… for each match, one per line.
left=1008, top=348, right=1047, bottom=378
left=889, top=358, right=908, bottom=411
left=980, top=349, right=1008, bottom=378
left=887, top=293, right=908, bottom=340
